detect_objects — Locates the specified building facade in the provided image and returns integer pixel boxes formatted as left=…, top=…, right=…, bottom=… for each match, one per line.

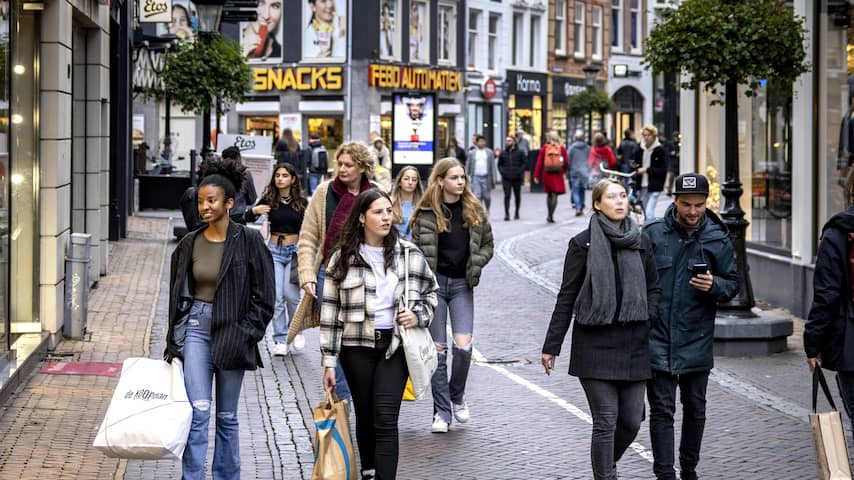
left=607, top=0, right=651, bottom=138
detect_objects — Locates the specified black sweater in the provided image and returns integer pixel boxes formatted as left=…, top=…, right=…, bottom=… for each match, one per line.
left=542, top=229, right=660, bottom=381
left=436, top=201, right=470, bottom=279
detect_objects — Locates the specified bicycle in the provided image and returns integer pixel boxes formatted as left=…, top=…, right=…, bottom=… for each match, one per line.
left=598, top=161, right=646, bottom=226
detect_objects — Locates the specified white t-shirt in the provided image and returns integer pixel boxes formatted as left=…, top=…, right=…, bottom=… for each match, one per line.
left=361, top=245, right=398, bottom=330
left=474, top=148, right=489, bottom=176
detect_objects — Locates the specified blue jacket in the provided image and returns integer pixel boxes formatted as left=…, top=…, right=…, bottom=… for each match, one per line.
left=645, top=204, right=738, bottom=374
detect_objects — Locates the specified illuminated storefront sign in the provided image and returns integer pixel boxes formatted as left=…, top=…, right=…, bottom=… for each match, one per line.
left=252, top=66, right=344, bottom=92
left=368, top=64, right=462, bottom=92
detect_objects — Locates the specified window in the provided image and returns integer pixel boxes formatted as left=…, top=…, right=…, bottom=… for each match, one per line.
left=612, top=0, right=622, bottom=50
left=574, top=2, right=585, bottom=58
left=630, top=0, right=640, bottom=51
left=438, top=3, right=456, bottom=64
left=488, top=13, right=500, bottom=70
left=379, top=0, right=401, bottom=61
left=513, top=13, right=524, bottom=65
left=555, top=0, right=566, bottom=54
left=529, top=15, right=540, bottom=67
left=592, top=6, right=602, bottom=59
left=409, top=1, right=430, bottom=63
left=468, top=9, right=480, bottom=68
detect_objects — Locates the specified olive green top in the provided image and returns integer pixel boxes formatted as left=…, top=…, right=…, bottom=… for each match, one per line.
left=192, top=234, right=225, bottom=303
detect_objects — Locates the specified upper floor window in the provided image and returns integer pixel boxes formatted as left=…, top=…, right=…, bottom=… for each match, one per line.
left=488, top=13, right=501, bottom=70
left=630, top=0, right=640, bottom=52
left=555, top=0, right=567, bottom=55
left=410, top=0, right=430, bottom=63
left=612, top=0, right=623, bottom=50
left=592, top=5, right=602, bottom=59
left=529, top=15, right=541, bottom=67
left=468, top=9, right=481, bottom=68
left=379, top=0, right=401, bottom=61
left=574, top=2, right=585, bottom=58
left=513, top=12, right=524, bottom=65
left=438, top=2, right=456, bottom=64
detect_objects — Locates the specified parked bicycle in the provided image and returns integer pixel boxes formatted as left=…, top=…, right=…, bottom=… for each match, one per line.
left=599, top=161, right=645, bottom=226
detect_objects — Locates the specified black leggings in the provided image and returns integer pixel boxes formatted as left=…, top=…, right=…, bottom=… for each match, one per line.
left=547, top=192, right=559, bottom=219
left=503, top=180, right=522, bottom=216
left=339, top=337, right=408, bottom=480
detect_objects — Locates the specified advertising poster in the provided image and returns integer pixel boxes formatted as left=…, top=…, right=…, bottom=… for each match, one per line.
left=408, top=1, right=428, bottom=63
left=392, top=93, right=434, bottom=166
left=217, top=134, right=273, bottom=196
left=302, top=0, right=347, bottom=61
left=156, top=0, right=196, bottom=42
left=379, top=0, right=399, bottom=60
left=240, top=0, right=284, bottom=64
left=279, top=113, right=302, bottom=144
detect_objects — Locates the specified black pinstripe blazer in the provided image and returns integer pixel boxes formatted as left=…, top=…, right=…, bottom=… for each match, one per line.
left=166, top=221, right=275, bottom=370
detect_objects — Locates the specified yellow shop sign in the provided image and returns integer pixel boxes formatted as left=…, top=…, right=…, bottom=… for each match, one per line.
left=252, top=66, right=344, bottom=92
left=368, top=64, right=461, bottom=92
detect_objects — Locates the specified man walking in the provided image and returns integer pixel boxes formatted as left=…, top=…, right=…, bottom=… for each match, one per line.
left=616, top=128, right=640, bottom=174
left=566, top=130, right=591, bottom=216
left=466, top=134, right=496, bottom=212
left=498, top=135, right=526, bottom=220
left=644, top=173, right=738, bottom=480
left=306, top=133, right=328, bottom=195
left=635, top=125, right=668, bottom=220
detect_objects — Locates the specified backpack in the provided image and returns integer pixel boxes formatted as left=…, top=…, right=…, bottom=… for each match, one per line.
left=310, top=144, right=328, bottom=173
left=544, top=143, right=563, bottom=173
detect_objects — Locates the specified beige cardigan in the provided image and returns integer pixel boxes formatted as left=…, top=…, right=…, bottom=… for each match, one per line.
left=297, top=180, right=333, bottom=287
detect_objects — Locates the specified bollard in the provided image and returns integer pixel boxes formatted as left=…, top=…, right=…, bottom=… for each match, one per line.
left=64, top=233, right=91, bottom=339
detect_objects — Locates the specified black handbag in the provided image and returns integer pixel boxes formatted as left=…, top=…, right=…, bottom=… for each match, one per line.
left=289, top=250, right=300, bottom=285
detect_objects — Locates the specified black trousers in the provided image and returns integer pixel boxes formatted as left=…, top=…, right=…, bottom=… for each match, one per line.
left=647, top=369, right=710, bottom=480
left=502, top=180, right=522, bottom=216
left=340, top=335, right=408, bottom=480
left=580, top=379, right=646, bottom=480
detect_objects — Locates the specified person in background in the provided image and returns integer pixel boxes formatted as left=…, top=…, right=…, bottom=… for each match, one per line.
left=372, top=137, right=392, bottom=170
left=515, top=129, right=530, bottom=157
left=391, top=166, right=422, bottom=240
left=616, top=129, right=641, bottom=175
left=634, top=125, right=668, bottom=221
left=306, top=132, right=329, bottom=195
left=566, top=130, right=592, bottom=216
left=533, top=131, right=569, bottom=223
left=220, top=146, right=257, bottom=225
left=446, top=137, right=467, bottom=167
left=246, top=162, right=307, bottom=356
left=664, top=131, right=681, bottom=196
left=410, top=158, right=494, bottom=434
left=275, top=128, right=307, bottom=190
left=320, top=189, right=438, bottom=480
left=165, top=159, right=275, bottom=480
left=497, top=135, right=526, bottom=221
left=542, top=178, right=660, bottom=480
left=466, top=135, right=497, bottom=213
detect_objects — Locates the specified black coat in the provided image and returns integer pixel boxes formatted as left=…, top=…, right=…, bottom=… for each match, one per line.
left=637, top=145, right=668, bottom=192
left=166, top=222, right=275, bottom=371
left=498, top=146, right=527, bottom=182
left=805, top=206, right=854, bottom=371
left=542, top=228, right=661, bottom=381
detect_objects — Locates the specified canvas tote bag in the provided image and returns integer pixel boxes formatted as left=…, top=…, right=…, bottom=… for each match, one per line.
left=93, top=357, right=192, bottom=459
left=398, top=246, right=437, bottom=400
left=811, top=366, right=853, bottom=480
left=312, top=388, right=357, bottom=480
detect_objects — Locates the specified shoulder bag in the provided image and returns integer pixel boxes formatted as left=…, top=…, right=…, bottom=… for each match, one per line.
left=399, top=246, right=437, bottom=400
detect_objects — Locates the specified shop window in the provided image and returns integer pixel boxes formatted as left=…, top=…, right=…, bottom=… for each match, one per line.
left=508, top=95, right=543, bottom=150
left=552, top=106, right=568, bottom=144
left=438, top=2, right=456, bottom=65
left=0, top=2, right=9, bottom=353
left=307, top=117, right=344, bottom=163
left=243, top=116, right=279, bottom=150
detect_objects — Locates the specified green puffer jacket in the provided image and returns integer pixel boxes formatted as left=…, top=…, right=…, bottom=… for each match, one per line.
left=410, top=206, right=494, bottom=289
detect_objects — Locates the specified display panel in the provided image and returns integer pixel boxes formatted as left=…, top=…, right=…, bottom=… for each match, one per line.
left=392, top=93, right=435, bottom=166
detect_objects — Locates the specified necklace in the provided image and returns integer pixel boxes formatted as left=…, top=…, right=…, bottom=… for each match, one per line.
left=280, top=195, right=292, bottom=205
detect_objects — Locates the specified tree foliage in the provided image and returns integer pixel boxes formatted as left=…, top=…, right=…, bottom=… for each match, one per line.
left=643, top=0, right=809, bottom=102
left=567, top=88, right=616, bottom=118
left=162, top=34, right=252, bottom=114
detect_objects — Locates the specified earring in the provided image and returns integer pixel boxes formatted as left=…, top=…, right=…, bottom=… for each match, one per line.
left=359, top=222, right=364, bottom=228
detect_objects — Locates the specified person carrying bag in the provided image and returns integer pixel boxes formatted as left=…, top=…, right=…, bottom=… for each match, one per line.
left=312, top=388, right=358, bottom=480
left=399, top=245, right=438, bottom=400
left=811, top=366, right=853, bottom=480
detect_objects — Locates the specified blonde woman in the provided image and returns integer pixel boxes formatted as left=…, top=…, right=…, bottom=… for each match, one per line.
left=410, top=158, right=494, bottom=433
left=391, top=166, right=423, bottom=240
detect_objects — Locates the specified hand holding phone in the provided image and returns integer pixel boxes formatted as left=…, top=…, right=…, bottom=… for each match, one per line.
left=691, top=263, right=709, bottom=277
left=689, top=263, right=713, bottom=292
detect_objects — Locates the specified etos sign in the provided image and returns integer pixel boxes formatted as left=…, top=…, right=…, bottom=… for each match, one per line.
left=507, top=70, right=547, bottom=96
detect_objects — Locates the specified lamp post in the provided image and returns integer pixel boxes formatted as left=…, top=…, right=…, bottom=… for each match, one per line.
left=194, top=0, right=225, bottom=158
left=582, top=64, right=601, bottom=143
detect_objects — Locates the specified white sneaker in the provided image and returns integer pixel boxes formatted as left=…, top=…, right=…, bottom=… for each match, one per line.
left=431, top=414, right=449, bottom=433
left=273, top=343, right=288, bottom=356
left=452, top=399, right=470, bottom=423
left=292, top=333, right=306, bottom=352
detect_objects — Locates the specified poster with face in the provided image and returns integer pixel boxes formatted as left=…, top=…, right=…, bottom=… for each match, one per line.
left=392, top=93, right=434, bottom=166
left=303, top=0, right=347, bottom=61
left=240, top=0, right=283, bottom=63
left=156, top=0, right=197, bottom=42
left=408, top=1, right=428, bottom=63
left=379, top=0, right=398, bottom=60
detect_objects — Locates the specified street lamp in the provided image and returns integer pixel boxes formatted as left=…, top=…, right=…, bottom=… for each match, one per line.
left=192, top=0, right=225, bottom=160
left=582, top=64, right=601, bottom=143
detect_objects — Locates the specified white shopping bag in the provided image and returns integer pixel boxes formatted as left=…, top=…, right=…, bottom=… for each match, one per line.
left=93, top=357, right=192, bottom=459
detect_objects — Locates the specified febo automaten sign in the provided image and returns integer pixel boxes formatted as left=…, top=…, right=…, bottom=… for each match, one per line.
left=252, top=66, right=344, bottom=92
left=368, top=65, right=462, bottom=92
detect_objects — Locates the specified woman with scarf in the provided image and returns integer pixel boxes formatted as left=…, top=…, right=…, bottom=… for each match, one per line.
left=541, top=178, right=660, bottom=480
left=295, top=141, right=376, bottom=401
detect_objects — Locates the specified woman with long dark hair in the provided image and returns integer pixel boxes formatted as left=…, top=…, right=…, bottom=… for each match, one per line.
left=320, top=189, right=438, bottom=480
left=541, top=178, right=660, bottom=479
left=165, top=159, right=275, bottom=480
left=246, top=162, right=307, bottom=356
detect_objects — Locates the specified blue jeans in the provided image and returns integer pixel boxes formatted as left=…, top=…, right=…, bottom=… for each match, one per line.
left=316, top=265, right=352, bottom=401
left=570, top=177, right=587, bottom=209
left=429, top=274, right=475, bottom=423
left=182, top=301, right=245, bottom=480
left=309, top=173, right=324, bottom=195
left=268, top=242, right=301, bottom=344
left=471, top=175, right=491, bottom=211
left=643, top=189, right=662, bottom=221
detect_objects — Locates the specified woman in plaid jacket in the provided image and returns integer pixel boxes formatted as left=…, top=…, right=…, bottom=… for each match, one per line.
left=320, top=189, right=438, bottom=480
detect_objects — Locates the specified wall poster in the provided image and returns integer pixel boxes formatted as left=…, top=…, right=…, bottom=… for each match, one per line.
left=392, top=92, right=435, bottom=166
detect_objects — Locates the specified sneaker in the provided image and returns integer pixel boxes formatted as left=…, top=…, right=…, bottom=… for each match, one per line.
left=514, top=212, right=520, bottom=220
left=576, top=209, right=584, bottom=216
left=360, top=468, right=376, bottom=479
left=431, top=413, right=449, bottom=433
left=504, top=215, right=510, bottom=221
left=273, top=343, right=288, bottom=356
left=452, top=399, right=470, bottom=423
left=292, top=333, right=306, bottom=352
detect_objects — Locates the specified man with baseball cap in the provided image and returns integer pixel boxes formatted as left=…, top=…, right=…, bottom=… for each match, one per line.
left=643, top=173, right=739, bottom=480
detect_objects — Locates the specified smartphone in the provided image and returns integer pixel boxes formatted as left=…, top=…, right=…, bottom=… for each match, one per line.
left=691, top=263, right=709, bottom=277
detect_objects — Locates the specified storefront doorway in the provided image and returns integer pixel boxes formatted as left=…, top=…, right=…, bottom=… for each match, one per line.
left=242, top=115, right=279, bottom=147
left=307, top=116, right=344, bottom=165
left=613, top=86, right=643, bottom=139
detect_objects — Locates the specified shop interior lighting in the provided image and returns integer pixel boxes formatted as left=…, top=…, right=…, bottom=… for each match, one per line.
left=13, top=65, right=24, bottom=75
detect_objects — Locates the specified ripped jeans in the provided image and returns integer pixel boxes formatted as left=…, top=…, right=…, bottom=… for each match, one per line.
left=182, top=301, right=245, bottom=480
left=429, top=274, right=474, bottom=423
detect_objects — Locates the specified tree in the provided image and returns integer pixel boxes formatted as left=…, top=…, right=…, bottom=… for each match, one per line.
left=568, top=88, right=615, bottom=143
left=643, top=0, right=809, bottom=313
left=161, top=34, right=252, bottom=115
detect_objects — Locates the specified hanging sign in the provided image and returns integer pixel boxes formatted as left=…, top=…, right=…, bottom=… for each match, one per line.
left=139, top=0, right=172, bottom=23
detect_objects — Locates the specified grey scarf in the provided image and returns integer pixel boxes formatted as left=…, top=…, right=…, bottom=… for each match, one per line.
left=574, top=212, right=648, bottom=326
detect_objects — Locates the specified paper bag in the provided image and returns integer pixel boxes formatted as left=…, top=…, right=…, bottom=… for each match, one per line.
left=312, top=388, right=358, bottom=480
left=811, top=366, right=853, bottom=480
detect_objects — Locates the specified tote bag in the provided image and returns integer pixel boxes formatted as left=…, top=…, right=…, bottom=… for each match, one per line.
left=312, top=388, right=357, bottom=480
left=399, top=246, right=437, bottom=400
left=93, top=357, right=192, bottom=460
left=810, top=366, right=853, bottom=480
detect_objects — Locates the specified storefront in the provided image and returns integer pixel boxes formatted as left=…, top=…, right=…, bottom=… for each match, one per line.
left=506, top=70, right=547, bottom=149
left=551, top=76, right=588, bottom=143
left=465, top=74, right=504, bottom=149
